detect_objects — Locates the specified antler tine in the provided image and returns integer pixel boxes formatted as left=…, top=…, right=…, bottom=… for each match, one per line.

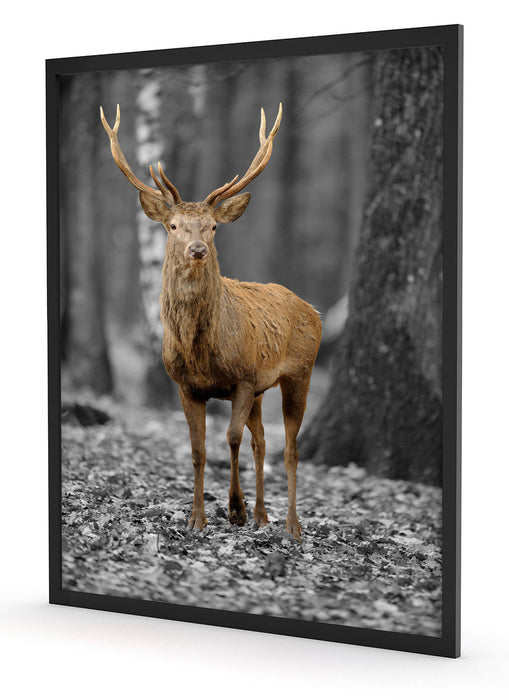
left=158, top=162, right=182, bottom=204
left=203, top=175, right=240, bottom=206
left=100, top=104, right=177, bottom=205
left=149, top=163, right=183, bottom=204
left=149, top=165, right=169, bottom=198
left=259, top=106, right=267, bottom=145
left=204, top=103, right=283, bottom=208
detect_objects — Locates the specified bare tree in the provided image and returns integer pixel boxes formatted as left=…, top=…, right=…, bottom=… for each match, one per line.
left=61, top=73, right=113, bottom=394
left=135, top=69, right=179, bottom=405
left=300, top=47, right=444, bottom=486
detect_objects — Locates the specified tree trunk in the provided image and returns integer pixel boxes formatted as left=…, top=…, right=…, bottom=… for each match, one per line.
left=62, top=73, right=113, bottom=395
left=135, top=69, right=178, bottom=406
left=300, top=47, right=444, bottom=486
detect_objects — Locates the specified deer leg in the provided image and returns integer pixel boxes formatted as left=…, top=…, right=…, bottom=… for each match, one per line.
left=280, top=376, right=311, bottom=542
left=227, top=383, right=255, bottom=526
left=179, top=387, right=207, bottom=531
left=246, top=394, right=268, bottom=527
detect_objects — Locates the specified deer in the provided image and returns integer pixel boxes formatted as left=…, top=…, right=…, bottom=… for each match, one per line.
left=100, top=103, right=321, bottom=541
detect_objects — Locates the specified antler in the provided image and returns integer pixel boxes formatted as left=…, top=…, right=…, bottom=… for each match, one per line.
left=100, top=104, right=182, bottom=205
left=204, top=103, right=282, bottom=208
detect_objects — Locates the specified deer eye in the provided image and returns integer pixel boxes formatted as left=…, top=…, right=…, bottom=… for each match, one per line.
left=170, top=223, right=177, bottom=230
left=212, top=224, right=217, bottom=231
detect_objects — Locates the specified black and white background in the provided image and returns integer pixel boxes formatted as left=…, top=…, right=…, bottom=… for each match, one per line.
left=1, top=3, right=508, bottom=699
left=60, top=48, right=443, bottom=636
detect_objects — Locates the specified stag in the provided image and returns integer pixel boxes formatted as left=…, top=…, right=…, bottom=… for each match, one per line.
left=100, top=103, right=321, bottom=540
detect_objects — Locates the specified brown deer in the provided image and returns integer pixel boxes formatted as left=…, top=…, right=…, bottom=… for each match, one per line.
left=100, top=103, right=321, bottom=541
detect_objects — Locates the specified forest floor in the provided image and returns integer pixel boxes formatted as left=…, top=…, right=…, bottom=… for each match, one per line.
left=61, top=388, right=442, bottom=637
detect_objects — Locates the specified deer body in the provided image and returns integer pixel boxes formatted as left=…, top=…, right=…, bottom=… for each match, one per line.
left=101, top=104, right=321, bottom=540
left=161, top=272, right=318, bottom=401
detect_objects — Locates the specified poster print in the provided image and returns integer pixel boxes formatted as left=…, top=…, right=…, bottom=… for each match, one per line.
left=48, top=25, right=462, bottom=657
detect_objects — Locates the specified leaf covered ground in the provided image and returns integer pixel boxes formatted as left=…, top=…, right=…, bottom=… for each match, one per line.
left=61, top=398, right=442, bottom=637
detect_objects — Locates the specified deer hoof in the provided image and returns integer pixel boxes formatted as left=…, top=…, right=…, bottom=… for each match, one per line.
left=228, top=498, right=247, bottom=526
left=254, top=507, right=269, bottom=527
left=285, top=516, right=301, bottom=542
left=188, top=512, right=207, bottom=531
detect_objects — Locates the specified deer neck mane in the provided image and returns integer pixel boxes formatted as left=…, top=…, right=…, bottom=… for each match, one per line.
left=160, top=252, right=223, bottom=353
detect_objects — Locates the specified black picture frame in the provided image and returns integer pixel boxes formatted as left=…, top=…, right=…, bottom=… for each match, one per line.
left=47, top=24, right=462, bottom=658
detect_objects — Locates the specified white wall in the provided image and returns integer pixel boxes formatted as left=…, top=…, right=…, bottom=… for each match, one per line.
left=1, top=2, right=507, bottom=698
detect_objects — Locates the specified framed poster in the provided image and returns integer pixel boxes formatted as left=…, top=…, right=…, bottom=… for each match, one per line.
left=47, top=24, right=462, bottom=657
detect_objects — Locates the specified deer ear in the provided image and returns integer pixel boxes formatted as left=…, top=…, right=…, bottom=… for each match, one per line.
left=139, top=191, right=169, bottom=222
left=214, top=193, right=251, bottom=223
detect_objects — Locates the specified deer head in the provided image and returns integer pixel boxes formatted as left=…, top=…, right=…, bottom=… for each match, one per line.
left=100, top=103, right=282, bottom=270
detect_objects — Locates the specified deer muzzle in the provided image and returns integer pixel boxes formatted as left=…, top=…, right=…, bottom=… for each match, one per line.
left=186, top=241, right=209, bottom=262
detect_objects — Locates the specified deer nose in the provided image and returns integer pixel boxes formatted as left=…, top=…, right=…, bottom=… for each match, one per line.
left=188, top=241, right=208, bottom=259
